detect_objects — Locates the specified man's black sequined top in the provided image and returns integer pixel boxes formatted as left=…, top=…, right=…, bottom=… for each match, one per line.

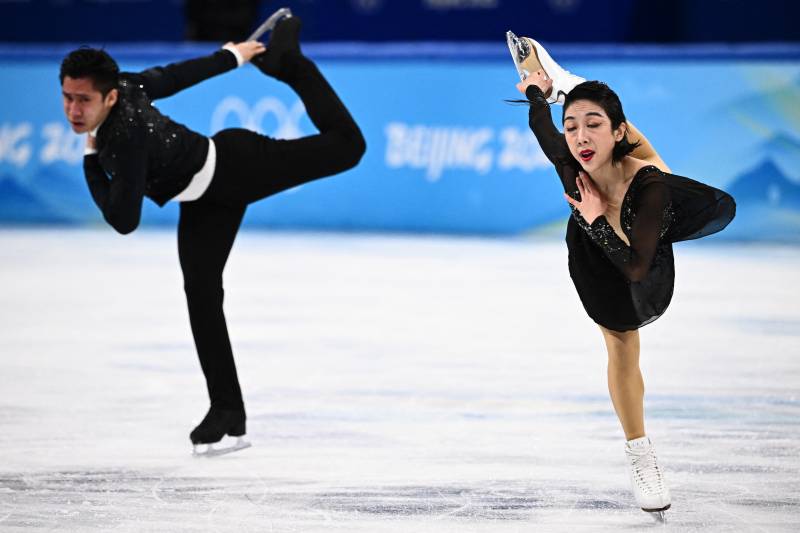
left=82, top=49, right=238, bottom=233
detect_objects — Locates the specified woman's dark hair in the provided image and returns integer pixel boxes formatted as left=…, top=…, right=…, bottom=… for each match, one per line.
left=59, top=47, right=119, bottom=96
left=563, top=81, right=640, bottom=163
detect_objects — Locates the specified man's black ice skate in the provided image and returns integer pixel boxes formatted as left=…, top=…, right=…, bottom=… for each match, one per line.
left=251, top=10, right=302, bottom=80
left=190, top=407, right=251, bottom=457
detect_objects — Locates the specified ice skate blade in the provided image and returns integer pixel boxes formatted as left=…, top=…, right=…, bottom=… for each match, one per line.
left=506, top=31, right=526, bottom=81
left=192, top=437, right=252, bottom=458
left=247, top=7, right=292, bottom=41
left=505, top=30, right=531, bottom=81
left=505, top=31, right=546, bottom=81
left=506, top=30, right=555, bottom=101
left=644, top=504, right=670, bottom=524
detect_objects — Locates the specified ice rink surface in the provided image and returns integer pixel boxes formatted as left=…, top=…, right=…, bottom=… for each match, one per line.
left=1, top=228, right=798, bottom=532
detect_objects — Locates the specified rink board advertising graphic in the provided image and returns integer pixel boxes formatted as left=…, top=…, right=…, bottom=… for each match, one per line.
left=0, top=45, right=799, bottom=241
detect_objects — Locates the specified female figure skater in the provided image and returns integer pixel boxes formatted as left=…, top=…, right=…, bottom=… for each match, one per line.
left=507, top=32, right=735, bottom=519
left=60, top=12, right=365, bottom=455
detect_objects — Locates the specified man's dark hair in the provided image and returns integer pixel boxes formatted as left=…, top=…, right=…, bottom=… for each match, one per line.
left=563, top=81, right=641, bottom=164
left=59, top=47, right=119, bottom=96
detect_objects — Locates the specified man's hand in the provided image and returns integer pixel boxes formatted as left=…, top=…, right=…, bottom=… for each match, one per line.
left=516, top=69, right=553, bottom=97
left=224, top=41, right=267, bottom=64
left=564, top=171, right=607, bottom=224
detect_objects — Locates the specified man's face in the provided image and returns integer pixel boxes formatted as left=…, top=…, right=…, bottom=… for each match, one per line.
left=61, top=76, right=117, bottom=134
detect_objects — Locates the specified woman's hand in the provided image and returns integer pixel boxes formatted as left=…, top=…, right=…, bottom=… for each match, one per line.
left=224, top=41, right=267, bottom=63
left=564, top=171, right=607, bottom=224
left=516, top=69, right=553, bottom=97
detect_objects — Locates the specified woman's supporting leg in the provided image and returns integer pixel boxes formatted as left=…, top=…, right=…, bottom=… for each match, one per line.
left=178, top=198, right=247, bottom=411
left=603, top=324, right=672, bottom=516
left=600, top=325, right=646, bottom=440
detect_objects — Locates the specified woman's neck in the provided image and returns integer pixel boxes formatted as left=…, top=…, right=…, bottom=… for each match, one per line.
left=589, top=158, right=631, bottom=205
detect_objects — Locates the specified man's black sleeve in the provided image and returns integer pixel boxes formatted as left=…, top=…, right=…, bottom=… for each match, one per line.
left=83, top=149, right=147, bottom=235
left=135, top=49, right=238, bottom=100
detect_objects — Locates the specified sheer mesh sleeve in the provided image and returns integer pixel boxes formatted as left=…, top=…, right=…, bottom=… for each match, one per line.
left=583, top=182, right=671, bottom=282
left=525, top=85, right=580, bottom=194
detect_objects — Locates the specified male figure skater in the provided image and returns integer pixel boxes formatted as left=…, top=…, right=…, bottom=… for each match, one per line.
left=60, top=11, right=365, bottom=455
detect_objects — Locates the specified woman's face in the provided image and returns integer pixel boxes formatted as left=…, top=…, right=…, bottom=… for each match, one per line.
left=562, top=99, right=625, bottom=172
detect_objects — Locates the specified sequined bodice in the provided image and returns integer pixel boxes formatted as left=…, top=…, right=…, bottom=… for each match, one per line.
left=570, top=168, right=675, bottom=255
left=95, top=74, right=209, bottom=205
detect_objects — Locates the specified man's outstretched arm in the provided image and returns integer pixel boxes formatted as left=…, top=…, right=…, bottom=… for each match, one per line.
left=138, top=41, right=265, bottom=100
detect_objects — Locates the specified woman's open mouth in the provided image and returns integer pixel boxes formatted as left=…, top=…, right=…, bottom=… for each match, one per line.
left=579, top=149, right=595, bottom=162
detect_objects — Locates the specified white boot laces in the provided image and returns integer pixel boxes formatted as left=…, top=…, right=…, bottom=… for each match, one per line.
left=630, top=447, right=665, bottom=495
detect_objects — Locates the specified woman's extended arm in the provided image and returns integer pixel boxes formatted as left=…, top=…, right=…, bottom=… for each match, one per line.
left=517, top=74, right=581, bottom=194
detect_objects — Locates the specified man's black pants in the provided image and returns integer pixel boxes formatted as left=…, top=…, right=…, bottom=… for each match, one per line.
left=177, top=56, right=365, bottom=410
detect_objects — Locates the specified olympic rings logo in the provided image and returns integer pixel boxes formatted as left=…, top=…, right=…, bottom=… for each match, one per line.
left=209, top=96, right=307, bottom=139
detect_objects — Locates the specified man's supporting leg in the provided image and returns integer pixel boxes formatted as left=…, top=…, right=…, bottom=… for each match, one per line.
left=178, top=198, right=247, bottom=412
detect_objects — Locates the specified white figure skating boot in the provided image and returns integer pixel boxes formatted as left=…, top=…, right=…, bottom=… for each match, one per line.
left=506, top=30, right=585, bottom=105
left=625, top=436, right=671, bottom=522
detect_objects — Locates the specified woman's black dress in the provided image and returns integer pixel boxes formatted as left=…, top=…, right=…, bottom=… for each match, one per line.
left=525, top=85, right=736, bottom=331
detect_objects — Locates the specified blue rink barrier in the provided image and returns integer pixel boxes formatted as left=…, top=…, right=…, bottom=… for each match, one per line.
left=1, top=43, right=799, bottom=241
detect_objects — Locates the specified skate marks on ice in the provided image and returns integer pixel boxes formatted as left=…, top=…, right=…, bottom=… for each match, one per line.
left=1, top=468, right=797, bottom=531
left=1, top=231, right=800, bottom=531
left=0, top=471, right=655, bottom=531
